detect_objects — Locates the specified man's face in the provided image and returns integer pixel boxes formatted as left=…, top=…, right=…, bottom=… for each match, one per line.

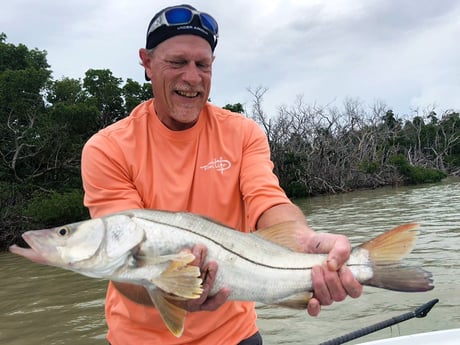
left=141, top=35, right=214, bottom=130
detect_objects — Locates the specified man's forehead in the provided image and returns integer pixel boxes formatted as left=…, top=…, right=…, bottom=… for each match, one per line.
left=156, top=35, right=212, bottom=52
left=155, top=40, right=213, bottom=61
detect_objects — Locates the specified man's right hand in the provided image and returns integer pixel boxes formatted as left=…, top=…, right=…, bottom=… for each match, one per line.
left=171, top=244, right=231, bottom=312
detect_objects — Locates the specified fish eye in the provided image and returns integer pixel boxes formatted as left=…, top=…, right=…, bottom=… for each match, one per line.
left=57, top=227, right=70, bottom=236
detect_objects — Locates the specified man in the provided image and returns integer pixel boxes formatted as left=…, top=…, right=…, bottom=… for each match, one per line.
left=80, top=4, right=362, bottom=345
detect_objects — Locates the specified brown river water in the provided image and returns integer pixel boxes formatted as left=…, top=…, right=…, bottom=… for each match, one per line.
left=1, top=178, right=459, bottom=344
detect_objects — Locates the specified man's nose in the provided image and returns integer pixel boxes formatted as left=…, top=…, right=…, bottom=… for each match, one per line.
left=182, top=63, right=202, bottom=84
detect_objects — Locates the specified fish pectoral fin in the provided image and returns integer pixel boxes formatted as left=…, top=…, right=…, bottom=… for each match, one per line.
left=274, top=292, right=313, bottom=310
left=146, top=286, right=187, bottom=337
left=136, top=252, right=196, bottom=265
left=152, top=260, right=203, bottom=299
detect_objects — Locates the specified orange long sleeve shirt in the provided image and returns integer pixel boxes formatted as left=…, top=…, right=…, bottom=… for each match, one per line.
left=81, top=99, right=291, bottom=344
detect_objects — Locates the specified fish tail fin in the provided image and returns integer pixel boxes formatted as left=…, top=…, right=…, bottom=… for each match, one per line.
left=357, top=223, right=434, bottom=292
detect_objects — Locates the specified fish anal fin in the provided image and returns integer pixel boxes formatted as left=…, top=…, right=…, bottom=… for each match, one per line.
left=146, top=286, right=187, bottom=337
left=359, top=223, right=419, bottom=262
left=152, top=260, right=203, bottom=299
left=274, top=291, right=313, bottom=309
left=255, top=221, right=306, bottom=252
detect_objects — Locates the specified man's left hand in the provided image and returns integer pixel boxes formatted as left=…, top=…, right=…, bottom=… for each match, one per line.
left=306, top=232, right=363, bottom=316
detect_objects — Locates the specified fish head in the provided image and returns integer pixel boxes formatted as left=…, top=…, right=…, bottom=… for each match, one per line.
left=22, top=218, right=106, bottom=269
left=21, top=214, right=145, bottom=278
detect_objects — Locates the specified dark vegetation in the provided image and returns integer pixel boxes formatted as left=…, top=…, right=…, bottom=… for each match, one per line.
left=1, top=34, right=459, bottom=249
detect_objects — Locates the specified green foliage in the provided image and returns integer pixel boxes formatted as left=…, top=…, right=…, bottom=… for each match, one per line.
left=1, top=33, right=460, bottom=249
left=1, top=181, right=32, bottom=248
left=285, top=181, right=309, bottom=199
left=359, top=160, right=380, bottom=174
left=223, top=103, right=245, bottom=114
left=123, top=78, right=152, bottom=113
left=24, top=190, right=89, bottom=228
left=390, top=154, right=446, bottom=184
left=0, top=36, right=154, bottom=248
left=83, top=68, right=125, bottom=127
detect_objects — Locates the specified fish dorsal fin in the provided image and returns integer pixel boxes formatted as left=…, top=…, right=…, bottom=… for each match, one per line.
left=146, top=286, right=187, bottom=337
left=151, top=255, right=203, bottom=299
left=254, top=221, right=306, bottom=252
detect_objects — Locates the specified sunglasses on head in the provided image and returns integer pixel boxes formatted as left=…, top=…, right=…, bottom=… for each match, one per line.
left=148, top=7, right=219, bottom=42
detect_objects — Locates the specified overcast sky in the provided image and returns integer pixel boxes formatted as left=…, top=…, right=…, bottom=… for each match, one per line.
left=2, top=0, right=460, bottom=118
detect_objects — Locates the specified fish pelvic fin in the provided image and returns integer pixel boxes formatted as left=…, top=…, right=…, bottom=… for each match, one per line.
left=151, top=255, right=203, bottom=299
left=274, top=291, right=314, bottom=309
left=147, top=286, right=187, bottom=337
left=357, top=223, right=434, bottom=292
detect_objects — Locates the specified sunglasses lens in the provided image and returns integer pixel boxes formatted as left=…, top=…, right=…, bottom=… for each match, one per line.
left=165, top=8, right=193, bottom=25
left=200, top=13, right=218, bottom=34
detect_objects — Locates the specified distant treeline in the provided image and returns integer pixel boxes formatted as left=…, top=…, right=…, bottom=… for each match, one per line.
left=1, top=34, right=459, bottom=249
left=237, top=87, right=459, bottom=198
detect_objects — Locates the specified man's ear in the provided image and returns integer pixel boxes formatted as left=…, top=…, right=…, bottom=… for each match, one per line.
left=139, top=48, right=153, bottom=80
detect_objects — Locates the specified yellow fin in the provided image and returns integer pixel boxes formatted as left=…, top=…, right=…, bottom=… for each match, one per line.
left=359, top=223, right=419, bottom=262
left=255, top=221, right=306, bottom=252
left=147, top=287, right=187, bottom=337
left=274, top=291, right=313, bottom=309
left=152, top=259, right=203, bottom=299
left=357, top=223, right=433, bottom=292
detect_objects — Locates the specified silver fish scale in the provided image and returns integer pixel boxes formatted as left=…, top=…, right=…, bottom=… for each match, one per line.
left=122, top=209, right=326, bottom=303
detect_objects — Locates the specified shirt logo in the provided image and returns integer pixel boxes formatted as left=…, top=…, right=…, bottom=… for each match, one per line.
left=200, top=157, right=231, bottom=174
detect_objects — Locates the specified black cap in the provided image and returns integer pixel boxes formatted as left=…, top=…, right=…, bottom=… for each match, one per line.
left=146, top=4, right=217, bottom=51
left=144, top=5, right=218, bottom=81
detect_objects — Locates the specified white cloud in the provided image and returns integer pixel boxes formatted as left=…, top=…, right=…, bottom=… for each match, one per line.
left=2, top=0, right=459, bottom=117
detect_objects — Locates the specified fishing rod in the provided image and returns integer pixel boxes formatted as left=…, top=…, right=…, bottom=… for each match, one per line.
left=319, top=298, right=439, bottom=345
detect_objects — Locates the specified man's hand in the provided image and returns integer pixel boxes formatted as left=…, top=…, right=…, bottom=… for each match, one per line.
left=172, top=244, right=230, bottom=312
left=305, top=232, right=363, bottom=316
left=257, top=203, right=363, bottom=316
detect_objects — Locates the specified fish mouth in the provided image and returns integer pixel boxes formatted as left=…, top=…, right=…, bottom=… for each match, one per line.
left=9, top=243, right=49, bottom=265
left=18, top=230, right=61, bottom=265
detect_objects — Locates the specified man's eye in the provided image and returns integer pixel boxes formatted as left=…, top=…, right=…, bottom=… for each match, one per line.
left=169, top=60, right=186, bottom=66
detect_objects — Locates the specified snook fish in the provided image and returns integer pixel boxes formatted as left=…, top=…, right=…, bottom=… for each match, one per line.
left=10, top=209, right=434, bottom=337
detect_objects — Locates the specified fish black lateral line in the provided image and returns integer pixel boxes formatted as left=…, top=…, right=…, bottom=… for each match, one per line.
left=10, top=209, right=433, bottom=337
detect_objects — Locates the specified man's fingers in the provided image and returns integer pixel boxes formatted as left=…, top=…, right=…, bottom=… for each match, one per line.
left=174, top=245, right=230, bottom=312
left=326, top=235, right=351, bottom=270
left=307, top=297, right=321, bottom=317
left=191, top=244, right=207, bottom=267
left=323, top=265, right=347, bottom=302
left=199, top=262, right=218, bottom=301
left=311, top=264, right=348, bottom=306
left=198, top=251, right=231, bottom=311
left=311, top=265, right=332, bottom=306
left=339, top=266, right=363, bottom=299
left=200, top=288, right=231, bottom=311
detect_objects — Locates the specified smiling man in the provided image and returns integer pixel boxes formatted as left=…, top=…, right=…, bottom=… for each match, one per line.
left=79, top=4, right=362, bottom=345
